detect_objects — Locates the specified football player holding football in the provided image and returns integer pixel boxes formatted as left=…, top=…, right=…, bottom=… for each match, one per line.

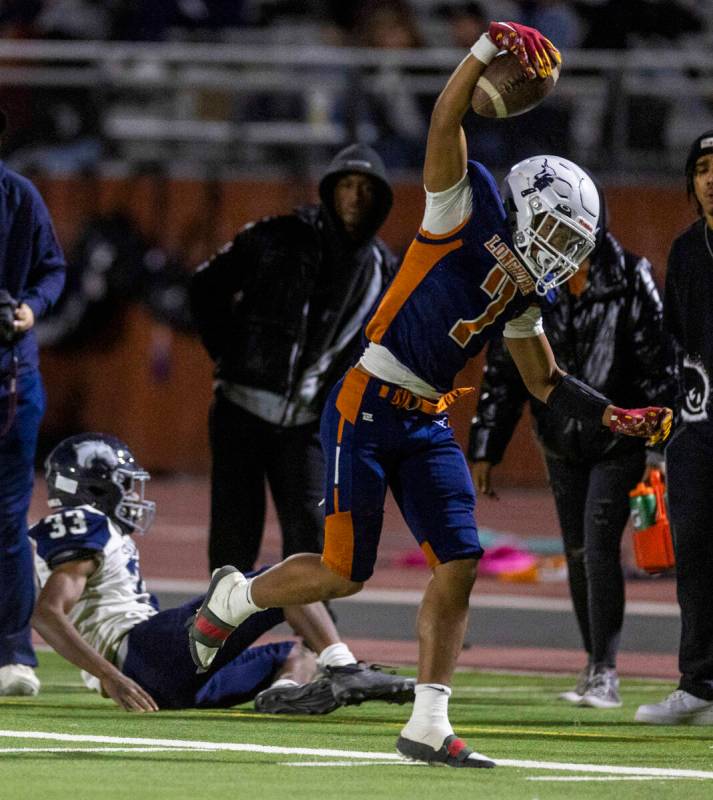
left=31, top=433, right=414, bottom=712
left=188, top=20, right=672, bottom=766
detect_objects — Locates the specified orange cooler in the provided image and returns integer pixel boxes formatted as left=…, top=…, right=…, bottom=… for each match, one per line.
left=628, top=468, right=675, bottom=574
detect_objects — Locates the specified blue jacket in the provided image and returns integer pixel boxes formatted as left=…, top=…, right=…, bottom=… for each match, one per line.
left=0, top=162, right=66, bottom=375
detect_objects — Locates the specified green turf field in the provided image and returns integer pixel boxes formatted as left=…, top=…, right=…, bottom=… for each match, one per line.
left=2, top=652, right=712, bottom=800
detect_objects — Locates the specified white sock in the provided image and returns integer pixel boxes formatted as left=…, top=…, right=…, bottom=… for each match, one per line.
left=245, top=579, right=265, bottom=611
left=223, top=577, right=264, bottom=626
left=400, top=683, right=454, bottom=749
left=317, top=642, right=357, bottom=668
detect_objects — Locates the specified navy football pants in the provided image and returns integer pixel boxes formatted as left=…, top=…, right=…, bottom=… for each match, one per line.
left=122, top=594, right=293, bottom=709
left=320, top=368, right=483, bottom=582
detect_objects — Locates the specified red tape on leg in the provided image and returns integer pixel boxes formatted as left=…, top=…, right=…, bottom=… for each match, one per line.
left=195, top=614, right=233, bottom=643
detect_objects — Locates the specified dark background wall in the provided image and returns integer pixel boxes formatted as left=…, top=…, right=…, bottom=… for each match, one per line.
left=36, top=177, right=696, bottom=484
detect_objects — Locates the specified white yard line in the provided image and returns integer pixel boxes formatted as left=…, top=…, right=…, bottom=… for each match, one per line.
left=527, top=776, right=694, bottom=782
left=496, top=759, right=713, bottom=779
left=0, top=730, right=407, bottom=760
left=0, top=747, right=196, bottom=754
left=1, top=730, right=711, bottom=779
left=280, top=760, right=420, bottom=767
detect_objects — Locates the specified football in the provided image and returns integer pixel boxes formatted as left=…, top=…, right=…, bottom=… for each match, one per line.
left=471, top=50, right=560, bottom=118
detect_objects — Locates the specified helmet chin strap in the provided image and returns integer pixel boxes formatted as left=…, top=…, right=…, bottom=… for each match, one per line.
left=527, top=248, right=556, bottom=295
left=536, top=249, right=555, bottom=269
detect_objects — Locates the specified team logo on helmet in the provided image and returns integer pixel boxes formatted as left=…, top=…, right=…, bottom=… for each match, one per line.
left=74, top=441, right=119, bottom=470
left=533, top=160, right=556, bottom=192
left=520, top=160, right=557, bottom=197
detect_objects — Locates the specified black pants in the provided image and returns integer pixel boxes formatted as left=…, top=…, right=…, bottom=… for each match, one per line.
left=666, top=423, right=713, bottom=700
left=208, top=391, right=325, bottom=572
left=546, top=444, right=646, bottom=668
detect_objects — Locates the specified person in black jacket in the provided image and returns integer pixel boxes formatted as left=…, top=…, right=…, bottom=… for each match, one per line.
left=636, top=130, right=713, bottom=725
left=469, top=179, right=676, bottom=710
left=190, top=143, right=397, bottom=573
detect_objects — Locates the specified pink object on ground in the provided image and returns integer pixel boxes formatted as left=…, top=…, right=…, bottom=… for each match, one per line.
left=478, top=546, right=537, bottom=576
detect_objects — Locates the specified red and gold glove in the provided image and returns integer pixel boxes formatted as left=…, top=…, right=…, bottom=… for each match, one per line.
left=487, top=21, right=561, bottom=79
left=609, top=406, right=673, bottom=445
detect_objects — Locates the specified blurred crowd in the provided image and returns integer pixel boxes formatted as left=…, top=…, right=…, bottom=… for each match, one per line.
left=0, top=1, right=709, bottom=362
left=0, top=1, right=707, bottom=48
left=0, top=0, right=710, bottom=173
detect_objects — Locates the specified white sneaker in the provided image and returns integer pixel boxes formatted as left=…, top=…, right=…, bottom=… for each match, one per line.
left=579, top=667, right=621, bottom=709
left=635, top=690, right=713, bottom=725
left=0, top=664, right=40, bottom=696
left=559, top=664, right=593, bottom=704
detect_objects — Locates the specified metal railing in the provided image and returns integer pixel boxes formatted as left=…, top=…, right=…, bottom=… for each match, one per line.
left=1, top=39, right=712, bottom=179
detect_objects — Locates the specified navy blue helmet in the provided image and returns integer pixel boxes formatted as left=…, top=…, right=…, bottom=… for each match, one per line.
left=44, top=433, right=156, bottom=534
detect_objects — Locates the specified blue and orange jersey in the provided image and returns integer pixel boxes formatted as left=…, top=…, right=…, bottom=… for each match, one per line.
left=364, top=161, right=533, bottom=393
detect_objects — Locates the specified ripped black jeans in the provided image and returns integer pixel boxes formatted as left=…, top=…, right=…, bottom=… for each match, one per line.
left=545, top=445, right=646, bottom=668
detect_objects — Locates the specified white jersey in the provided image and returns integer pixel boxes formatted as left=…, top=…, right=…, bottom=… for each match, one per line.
left=31, top=505, right=158, bottom=690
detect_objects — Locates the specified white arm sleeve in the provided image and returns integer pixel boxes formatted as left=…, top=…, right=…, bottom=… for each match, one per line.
left=421, top=172, right=473, bottom=235
left=503, top=305, right=544, bottom=339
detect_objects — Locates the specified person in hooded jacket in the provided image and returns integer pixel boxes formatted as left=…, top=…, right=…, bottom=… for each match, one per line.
left=190, top=143, right=397, bottom=573
left=469, top=179, right=677, bottom=710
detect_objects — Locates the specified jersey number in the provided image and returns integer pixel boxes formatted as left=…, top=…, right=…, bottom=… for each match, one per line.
left=48, top=510, right=89, bottom=539
left=449, top=265, right=516, bottom=348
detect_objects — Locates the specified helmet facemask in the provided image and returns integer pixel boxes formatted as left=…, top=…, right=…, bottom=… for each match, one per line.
left=112, top=467, right=156, bottom=535
left=514, top=197, right=596, bottom=295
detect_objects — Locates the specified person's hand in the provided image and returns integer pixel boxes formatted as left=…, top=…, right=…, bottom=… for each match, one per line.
left=472, top=460, right=499, bottom=500
left=608, top=406, right=673, bottom=445
left=13, top=303, right=34, bottom=333
left=487, top=21, right=561, bottom=79
left=100, top=671, right=159, bottom=712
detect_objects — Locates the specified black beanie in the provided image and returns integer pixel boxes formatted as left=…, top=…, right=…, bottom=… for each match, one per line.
left=685, top=129, right=713, bottom=203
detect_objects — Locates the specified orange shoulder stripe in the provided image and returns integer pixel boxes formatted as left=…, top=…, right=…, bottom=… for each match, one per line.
left=366, top=237, right=462, bottom=344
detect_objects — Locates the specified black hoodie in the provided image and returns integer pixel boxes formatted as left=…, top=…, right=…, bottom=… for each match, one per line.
left=318, top=142, right=393, bottom=238
left=190, top=143, right=397, bottom=422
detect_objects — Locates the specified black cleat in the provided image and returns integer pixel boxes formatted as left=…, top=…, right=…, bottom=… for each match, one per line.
left=254, top=678, right=340, bottom=715
left=396, top=734, right=495, bottom=768
left=323, top=662, right=416, bottom=706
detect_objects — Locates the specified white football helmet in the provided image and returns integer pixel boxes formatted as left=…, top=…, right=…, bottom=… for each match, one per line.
left=501, top=155, right=600, bottom=296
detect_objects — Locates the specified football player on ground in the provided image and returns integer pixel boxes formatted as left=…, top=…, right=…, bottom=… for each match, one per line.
left=188, top=20, right=672, bottom=766
left=30, top=433, right=414, bottom=712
